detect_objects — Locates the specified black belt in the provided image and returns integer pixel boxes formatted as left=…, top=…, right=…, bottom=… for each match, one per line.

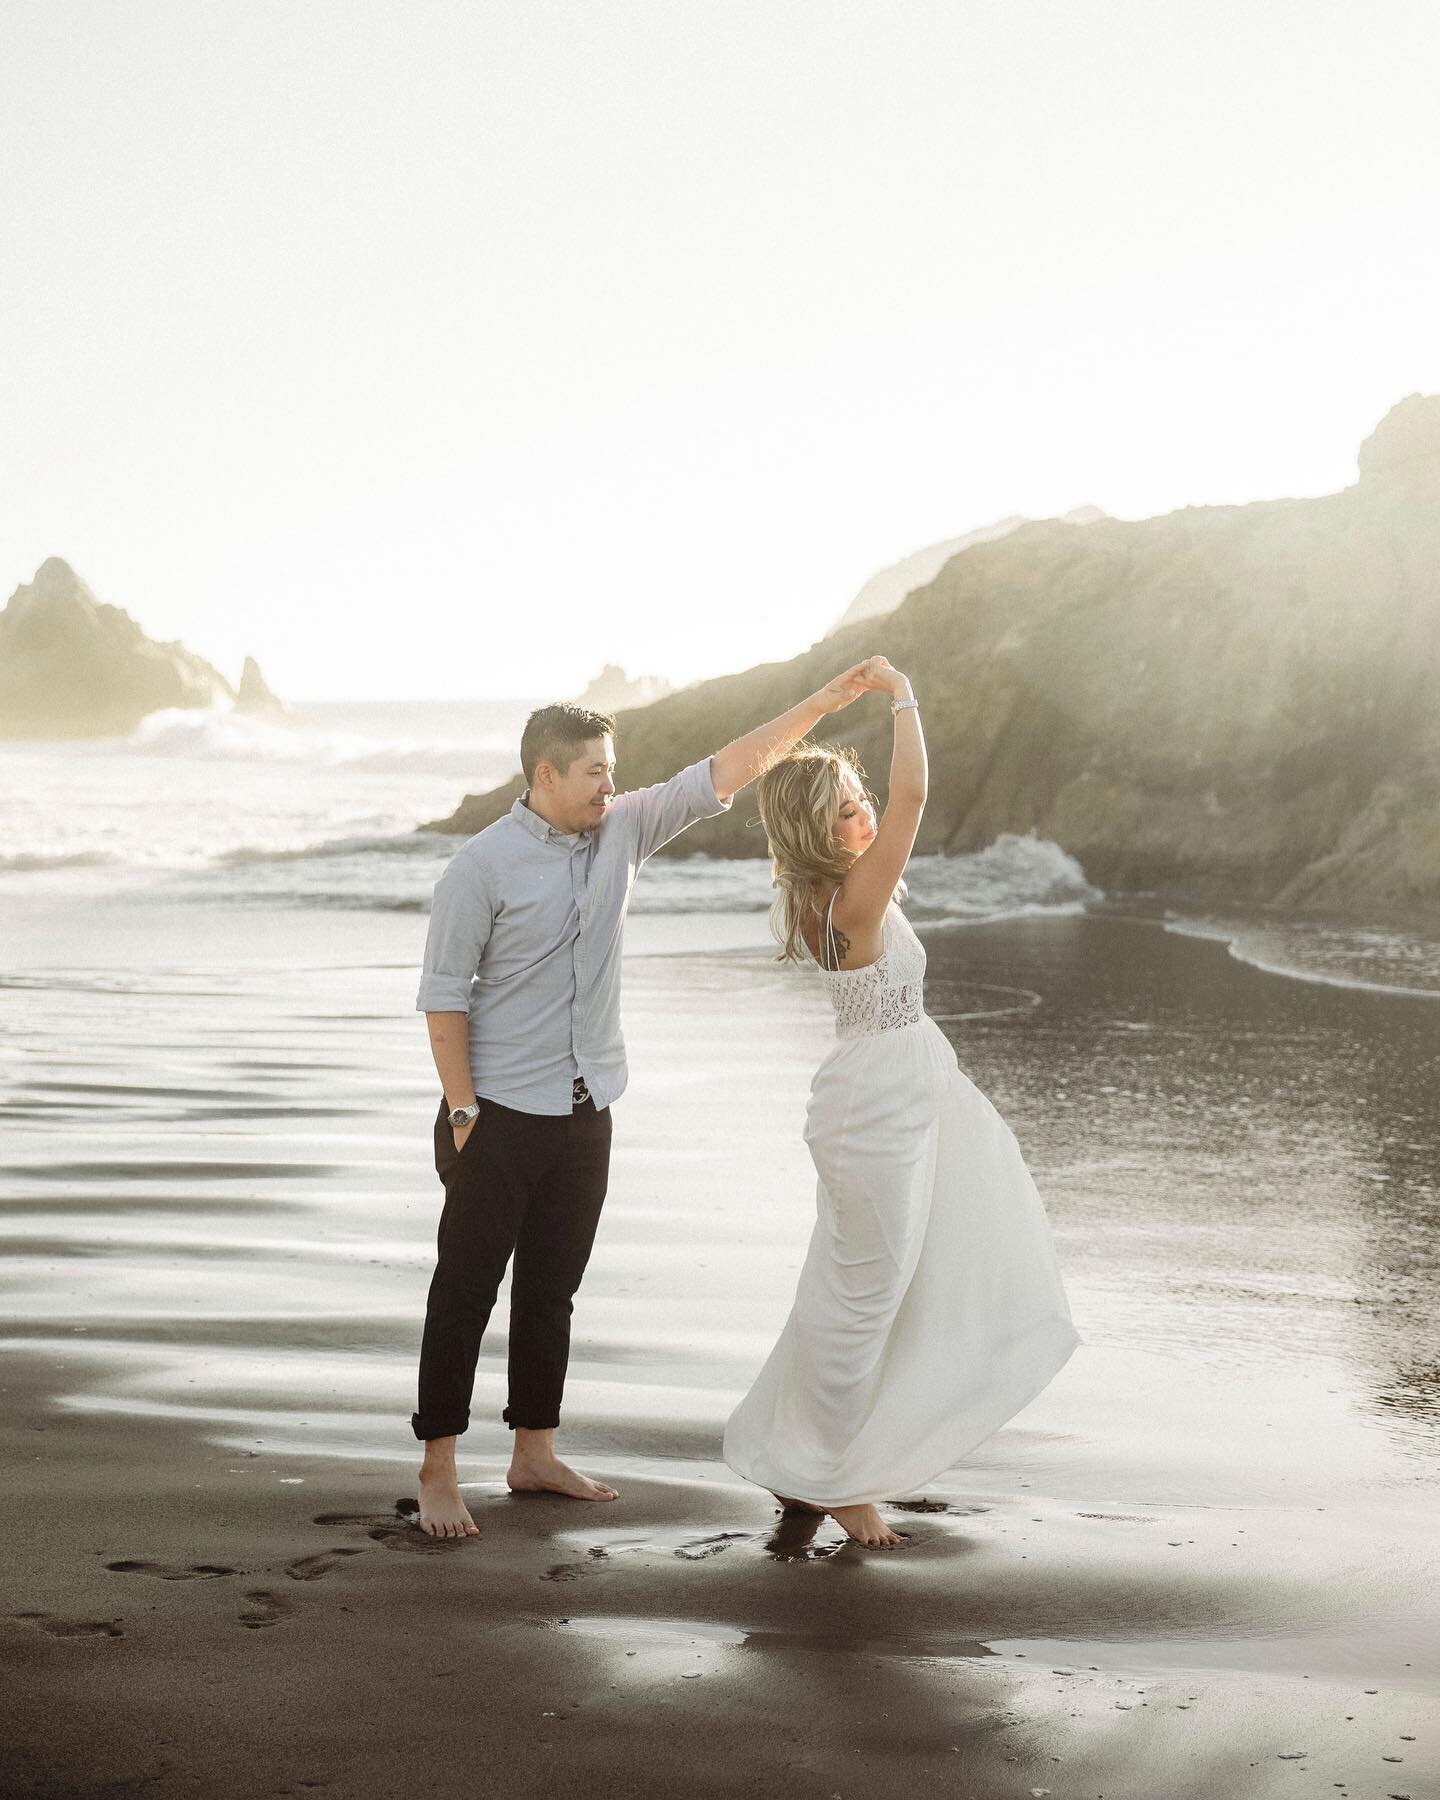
left=571, top=1077, right=591, bottom=1109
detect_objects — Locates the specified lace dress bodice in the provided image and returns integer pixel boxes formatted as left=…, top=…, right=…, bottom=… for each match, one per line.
left=809, top=899, right=927, bottom=1039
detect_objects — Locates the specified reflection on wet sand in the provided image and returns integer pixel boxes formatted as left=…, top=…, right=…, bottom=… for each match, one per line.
left=2, top=901, right=1439, bottom=1796
left=933, top=912, right=1440, bottom=1451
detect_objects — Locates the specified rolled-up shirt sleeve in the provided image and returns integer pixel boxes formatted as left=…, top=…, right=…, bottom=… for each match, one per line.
left=615, top=756, right=734, bottom=863
left=415, top=856, right=494, bottom=1013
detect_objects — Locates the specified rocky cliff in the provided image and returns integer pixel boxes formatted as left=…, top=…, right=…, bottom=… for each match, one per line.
left=425, top=397, right=1440, bottom=912
left=833, top=506, right=1105, bottom=630
left=0, top=559, right=285, bottom=738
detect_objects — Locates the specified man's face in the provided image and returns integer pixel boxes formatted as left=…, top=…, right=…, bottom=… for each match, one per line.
left=542, top=735, right=617, bottom=834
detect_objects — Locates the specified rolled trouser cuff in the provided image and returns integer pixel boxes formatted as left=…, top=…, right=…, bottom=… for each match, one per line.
left=412, top=1411, right=470, bottom=1442
left=503, top=1406, right=561, bottom=1432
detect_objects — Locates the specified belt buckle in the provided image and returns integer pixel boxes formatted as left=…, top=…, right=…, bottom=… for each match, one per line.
left=572, top=1077, right=590, bottom=1108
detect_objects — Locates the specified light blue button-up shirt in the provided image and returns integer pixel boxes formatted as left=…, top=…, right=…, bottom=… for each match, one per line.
left=416, top=757, right=733, bottom=1115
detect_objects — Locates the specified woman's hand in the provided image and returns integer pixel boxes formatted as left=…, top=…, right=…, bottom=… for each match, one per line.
left=813, top=660, right=873, bottom=714
left=854, top=655, right=912, bottom=699
left=814, top=656, right=914, bottom=713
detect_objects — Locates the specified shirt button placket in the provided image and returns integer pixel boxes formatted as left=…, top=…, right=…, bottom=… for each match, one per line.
left=571, top=844, right=586, bottom=1096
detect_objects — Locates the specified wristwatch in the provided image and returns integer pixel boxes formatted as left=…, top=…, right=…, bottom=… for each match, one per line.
left=447, top=1100, right=480, bottom=1128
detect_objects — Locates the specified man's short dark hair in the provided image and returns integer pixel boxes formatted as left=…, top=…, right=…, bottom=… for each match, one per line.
left=520, top=704, right=617, bottom=786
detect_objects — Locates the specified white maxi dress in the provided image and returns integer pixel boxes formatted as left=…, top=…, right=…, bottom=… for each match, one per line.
left=723, top=899, right=1078, bottom=1507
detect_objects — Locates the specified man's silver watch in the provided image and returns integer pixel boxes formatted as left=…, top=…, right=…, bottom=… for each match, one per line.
left=447, top=1101, right=481, bottom=1128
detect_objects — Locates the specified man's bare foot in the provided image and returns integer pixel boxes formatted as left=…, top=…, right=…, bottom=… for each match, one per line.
left=824, top=1503, right=906, bottom=1548
left=506, top=1426, right=617, bottom=1501
left=506, top=1453, right=618, bottom=1501
left=416, top=1467, right=481, bottom=1539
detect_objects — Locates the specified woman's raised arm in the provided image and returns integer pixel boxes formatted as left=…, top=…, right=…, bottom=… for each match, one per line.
left=832, top=658, right=927, bottom=940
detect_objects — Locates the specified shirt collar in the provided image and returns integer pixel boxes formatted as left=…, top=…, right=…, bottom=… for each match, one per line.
left=511, top=794, right=587, bottom=848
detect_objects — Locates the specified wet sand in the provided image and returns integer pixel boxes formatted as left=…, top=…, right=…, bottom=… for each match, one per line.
left=2, top=896, right=1438, bottom=1798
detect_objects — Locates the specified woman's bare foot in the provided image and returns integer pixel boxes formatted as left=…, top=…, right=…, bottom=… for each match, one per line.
left=506, top=1428, right=617, bottom=1501
left=825, top=1503, right=905, bottom=1547
left=771, top=1492, right=904, bottom=1546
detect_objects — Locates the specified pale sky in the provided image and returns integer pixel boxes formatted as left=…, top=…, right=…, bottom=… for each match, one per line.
left=3, top=0, right=1438, bottom=700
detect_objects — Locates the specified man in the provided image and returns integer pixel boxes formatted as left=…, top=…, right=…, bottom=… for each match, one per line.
left=412, top=660, right=878, bottom=1538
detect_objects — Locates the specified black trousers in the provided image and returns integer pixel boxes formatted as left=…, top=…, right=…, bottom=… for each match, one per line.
left=411, top=1094, right=612, bottom=1441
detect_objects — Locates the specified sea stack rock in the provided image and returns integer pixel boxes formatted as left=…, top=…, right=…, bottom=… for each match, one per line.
left=0, top=558, right=233, bottom=739
left=577, top=664, right=674, bottom=711
left=235, top=655, right=291, bottom=719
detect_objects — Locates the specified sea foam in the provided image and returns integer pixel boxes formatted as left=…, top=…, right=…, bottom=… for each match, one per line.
left=628, top=835, right=1101, bottom=923
left=121, top=706, right=516, bottom=780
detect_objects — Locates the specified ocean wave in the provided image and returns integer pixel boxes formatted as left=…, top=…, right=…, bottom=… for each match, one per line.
left=1163, top=912, right=1440, bottom=1000
left=119, top=707, right=518, bottom=781
left=627, top=856, right=775, bottom=913
left=215, top=831, right=452, bottom=867
left=0, top=849, right=121, bottom=872
left=627, top=836, right=1101, bottom=922
left=1, top=809, right=1102, bottom=932
left=905, top=833, right=1101, bottom=921
left=261, top=894, right=432, bottom=913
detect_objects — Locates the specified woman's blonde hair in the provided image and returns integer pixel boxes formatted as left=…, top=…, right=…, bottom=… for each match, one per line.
left=756, top=744, right=900, bottom=964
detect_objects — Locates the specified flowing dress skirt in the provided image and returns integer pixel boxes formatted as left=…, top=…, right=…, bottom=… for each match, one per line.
left=723, top=1015, right=1078, bottom=1507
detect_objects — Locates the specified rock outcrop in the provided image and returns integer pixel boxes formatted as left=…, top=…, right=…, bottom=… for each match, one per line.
left=0, top=558, right=284, bottom=739
left=424, top=397, right=1440, bottom=914
left=833, top=506, right=1105, bottom=629
left=235, top=655, right=290, bottom=719
left=576, top=664, right=674, bottom=711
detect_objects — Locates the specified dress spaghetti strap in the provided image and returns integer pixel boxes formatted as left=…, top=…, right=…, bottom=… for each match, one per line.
left=804, top=890, right=842, bottom=971
left=823, top=887, right=842, bottom=971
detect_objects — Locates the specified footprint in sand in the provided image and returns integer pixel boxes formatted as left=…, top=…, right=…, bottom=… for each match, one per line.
left=13, top=1610, right=125, bottom=1639
left=673, top=1532, right=751, bottom=1561
left=311, top=1497, right=420, bottom=1529
left=311, top=1506, right=461, bottom=1554
left=105, top=1560, right=239, bottom=1581
left=542, top=1531, right=753, bottom=1580
left=887, top=1500, right=988, bottom=1516
left=366, top=1522, right=463, bottom=1554
left=285, top=1548, right=367, bottom=1582
left=237, top=1589, right=294, bottom=1630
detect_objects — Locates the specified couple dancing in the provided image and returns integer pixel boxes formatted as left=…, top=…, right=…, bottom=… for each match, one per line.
left=413, top=656, right=1077, bottom=1546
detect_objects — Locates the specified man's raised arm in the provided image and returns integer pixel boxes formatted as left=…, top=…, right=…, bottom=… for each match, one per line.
left=614, top=660, right=882, bottom=863
left=708, top=660, right=876, bottom=803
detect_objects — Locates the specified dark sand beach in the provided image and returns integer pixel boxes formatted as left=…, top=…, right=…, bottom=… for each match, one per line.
left=3, top=896, right=1438, bottom=1799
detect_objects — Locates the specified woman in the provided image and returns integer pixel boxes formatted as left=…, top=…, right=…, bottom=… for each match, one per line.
left=723, top=656, right=1078, bottom=1547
